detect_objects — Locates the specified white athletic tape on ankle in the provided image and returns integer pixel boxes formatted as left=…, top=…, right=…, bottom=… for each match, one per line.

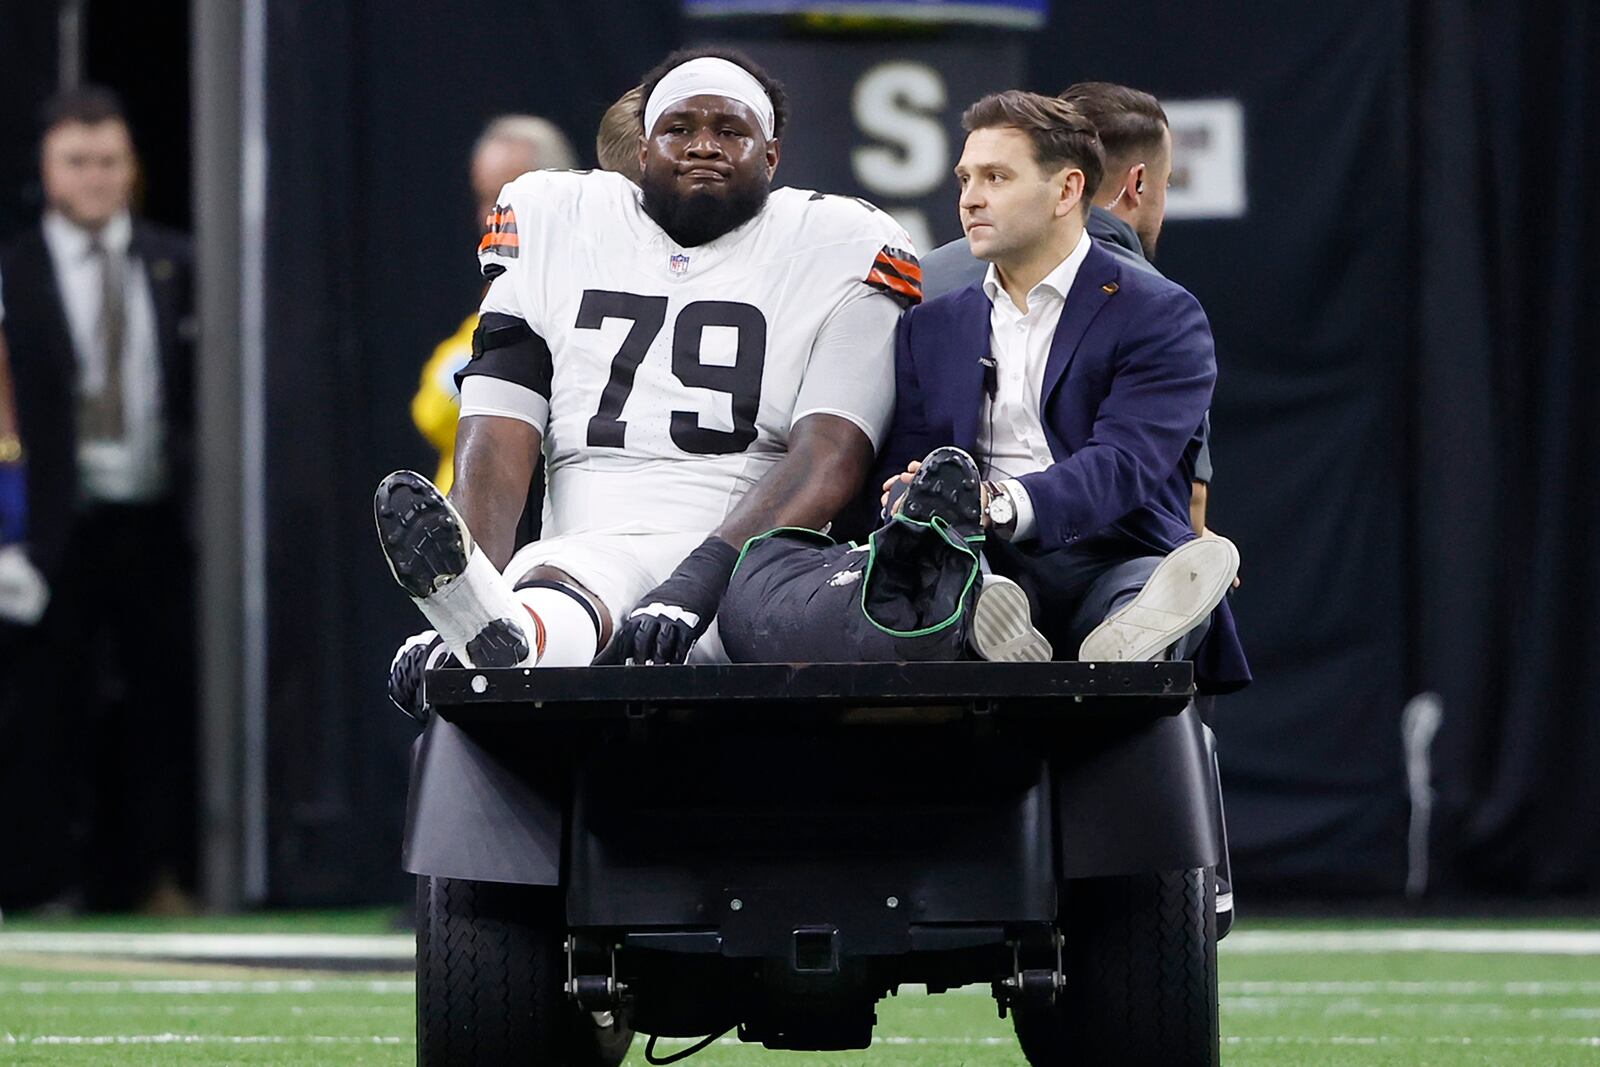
left=411, top=548, right=533, bottom=667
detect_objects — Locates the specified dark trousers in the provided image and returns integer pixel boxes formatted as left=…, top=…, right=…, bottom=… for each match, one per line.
left=722, top=527, right=1207, bottom=665
left=0, top=500, right=196, bottom=909
left=721, top=523, right=979, bottom=664
left=984, top=533, right=1209, bottom=660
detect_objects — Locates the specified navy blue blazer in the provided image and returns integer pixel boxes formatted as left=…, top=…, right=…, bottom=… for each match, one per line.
left=878, top=239, right=1249, bottom=691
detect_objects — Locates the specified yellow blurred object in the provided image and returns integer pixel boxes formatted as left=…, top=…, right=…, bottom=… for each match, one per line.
left=412, top=314, right=477, bottom=493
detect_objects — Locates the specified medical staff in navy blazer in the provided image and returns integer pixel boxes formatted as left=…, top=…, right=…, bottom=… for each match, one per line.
left=877, top=90, right=1248, bottom=690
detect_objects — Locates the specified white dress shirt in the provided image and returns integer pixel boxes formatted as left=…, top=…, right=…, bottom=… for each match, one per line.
left=979, top=229, right=1092, bottom=540
left=43, top=210, right=168, bottom=503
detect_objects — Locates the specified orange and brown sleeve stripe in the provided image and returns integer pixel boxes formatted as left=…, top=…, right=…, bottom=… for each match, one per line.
left=478, top=204, right=520, bottom=258
left=865, top=246, right=922, bottom=308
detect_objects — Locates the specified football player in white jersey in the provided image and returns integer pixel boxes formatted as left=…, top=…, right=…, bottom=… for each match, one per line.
left=378, top=48, right=922, bottom=707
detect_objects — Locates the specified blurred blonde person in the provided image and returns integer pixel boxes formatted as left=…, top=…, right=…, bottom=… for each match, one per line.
left=595, top=86, right=643, bottom=182
left=413, top=116, right=577, bottom=491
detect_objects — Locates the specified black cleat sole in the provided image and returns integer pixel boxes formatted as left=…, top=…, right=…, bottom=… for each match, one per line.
left=465, top=617, right=531, bottom=669
left=901, top=447, right=984, bottom=540
left=375, top=471, right=470, bottom=599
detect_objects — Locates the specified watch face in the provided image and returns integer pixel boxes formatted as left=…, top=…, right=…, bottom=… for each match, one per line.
left=990, top=494, right=1014, bottom=524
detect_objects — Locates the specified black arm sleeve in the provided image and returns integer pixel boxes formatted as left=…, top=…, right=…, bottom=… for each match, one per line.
left=456, top=312, right=554, bottom=397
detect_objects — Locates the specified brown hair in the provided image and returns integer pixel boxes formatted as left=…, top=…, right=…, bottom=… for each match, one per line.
left=1058, top=82, right=1168, bottom=172
left=962, top=90, right=1104, bottom=215
left=41, top=85, right=127, bottom=136
left=596, top=86, right=644, bottom=182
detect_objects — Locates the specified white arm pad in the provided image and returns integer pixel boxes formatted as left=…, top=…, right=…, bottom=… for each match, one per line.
left=458, top=375, right=550, bottom=432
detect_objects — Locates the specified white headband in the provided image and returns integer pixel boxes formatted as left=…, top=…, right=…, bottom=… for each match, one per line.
left=643, top=57, right=776, bottom=142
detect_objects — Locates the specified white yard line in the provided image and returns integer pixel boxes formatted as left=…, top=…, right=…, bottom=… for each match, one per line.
left=3, top=927, right=1596, bottom=963
left=1222, top=929, right=1600, bottom=955
left=0, top=979, right=414, bottom=995
left=6, top=1031, right=1600, bottom=1049
left=657, top=1033, right=1600, bottom=1050
left=1222, top=980, right=1600, bottom=996
left=1226, top=998, right=1600, bottom=1019
left=1223, top=1035, right=1600, bottom=1047
left=5, top=975, right=1597, bottom=1002
left=2, top=1033, right=405, bottom=1045
left=0, top=932, right=413, bottom=960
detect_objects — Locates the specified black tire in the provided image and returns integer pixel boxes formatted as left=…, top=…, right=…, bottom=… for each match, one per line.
left=416, top=875, right=635, bottom=1067
left=1013, top=867, right=1218, bottom=1067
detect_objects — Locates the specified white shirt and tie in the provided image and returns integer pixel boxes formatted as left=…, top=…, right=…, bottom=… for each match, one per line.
left=42, top=209, right=168, bottom=504
left=978, top=229, right=1093, bottom=541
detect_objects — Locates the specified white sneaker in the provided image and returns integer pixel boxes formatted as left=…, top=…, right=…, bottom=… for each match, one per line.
left=970, top=574, right=1053, bottom=662
left=1078, top=536, right=1239, bottom=662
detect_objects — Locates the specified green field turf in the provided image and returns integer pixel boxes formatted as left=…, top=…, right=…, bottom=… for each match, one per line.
left=2, top=920, right=1598, bottom=1065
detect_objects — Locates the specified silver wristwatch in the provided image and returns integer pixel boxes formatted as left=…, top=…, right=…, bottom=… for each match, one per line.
left=986, top=482, right=1015, bottom=528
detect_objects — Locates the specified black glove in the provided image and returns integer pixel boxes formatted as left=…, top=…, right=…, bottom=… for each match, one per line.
left=596, top=536, right=740, bottom=665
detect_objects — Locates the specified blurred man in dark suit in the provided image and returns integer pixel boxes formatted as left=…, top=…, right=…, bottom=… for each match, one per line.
left=0, top=87, right=196, bottom=913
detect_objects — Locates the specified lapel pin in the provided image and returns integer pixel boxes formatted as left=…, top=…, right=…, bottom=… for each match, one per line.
left=1101, top=282, right=1119, bottom=294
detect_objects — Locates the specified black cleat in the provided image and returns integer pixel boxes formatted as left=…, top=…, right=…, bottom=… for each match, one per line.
left=465, top=617, right=530, bottom=668
left=375, top=470, right=472, bottom=599
left=900, top=446, right=985, bottom=542
left=375, top=470, right=533, bottom=670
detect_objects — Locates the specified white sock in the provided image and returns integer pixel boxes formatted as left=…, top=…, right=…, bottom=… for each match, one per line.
left=515, top=585, right=601, bottom=666
left=411, top=548, right=536, bottom=667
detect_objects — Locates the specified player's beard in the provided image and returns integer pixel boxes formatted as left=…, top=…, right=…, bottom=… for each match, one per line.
left=640, top=165, right=770, bottom=247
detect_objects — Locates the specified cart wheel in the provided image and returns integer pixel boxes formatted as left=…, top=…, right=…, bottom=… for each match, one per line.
left=416, top=876, right=635, bottom=1066
left=1013, top=867, right=1218, bottom=1067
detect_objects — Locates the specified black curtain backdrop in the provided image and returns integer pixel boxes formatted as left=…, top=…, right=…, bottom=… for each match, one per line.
left=0, top=7, right=56, bottom=242
left=1417, top=0, right=1600, bottom=895
left=1023, top=2, right=1415, bottom=896
left=238, top=0, right=1598, bottom=901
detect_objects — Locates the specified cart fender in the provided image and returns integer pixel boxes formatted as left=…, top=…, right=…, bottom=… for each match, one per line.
left=1053, top=701, right=1223, bottom=877
left=402, top=717, right=564, bottom=884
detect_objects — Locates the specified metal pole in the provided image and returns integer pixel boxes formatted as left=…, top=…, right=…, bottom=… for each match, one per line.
left=191, top=0, right=248, bottom=911
left=238, top=0, right=270, bottom=905
left=57, top=0, right=84, bottom=90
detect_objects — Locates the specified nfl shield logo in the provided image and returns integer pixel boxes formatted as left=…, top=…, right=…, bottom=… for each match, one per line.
left=669, top=253, right=690, bottom=275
